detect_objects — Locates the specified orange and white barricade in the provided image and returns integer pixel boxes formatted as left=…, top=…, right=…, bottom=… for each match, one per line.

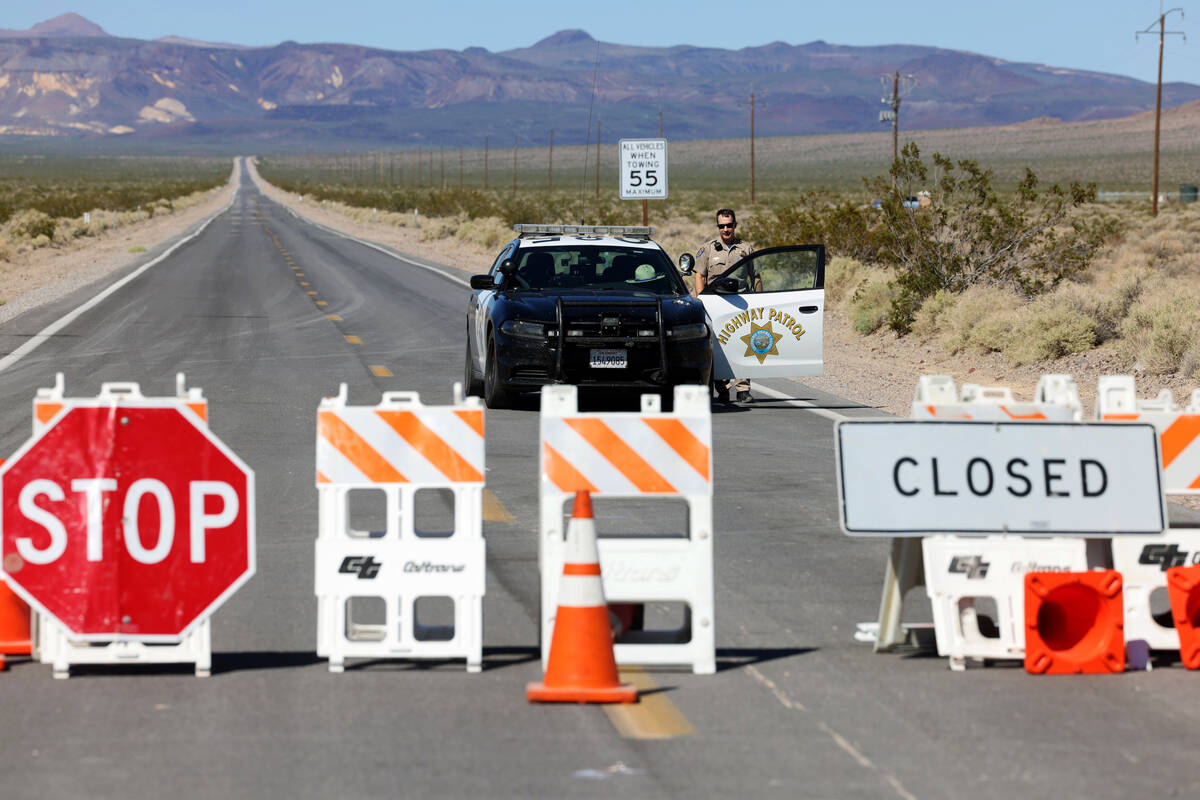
left=871, top=375, right=1090, bottom=662
left=1100, top=375, right=1200, bottom=656
left=539, top=384, right=714, bottom=674
left=910, top=373, right=1082, bottom=421
left=1097, top=375, right=1200, bottom=493
left=314, top=383, right=485, bottom=673
left=31, top=374, right=215, bottom=678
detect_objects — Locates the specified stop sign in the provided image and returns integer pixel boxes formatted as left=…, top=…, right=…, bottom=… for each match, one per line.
left=0, top=403, right=254, bottom=640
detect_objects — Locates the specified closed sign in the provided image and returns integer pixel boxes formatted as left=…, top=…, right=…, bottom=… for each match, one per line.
left=836, top=421, right=1166, bottom=536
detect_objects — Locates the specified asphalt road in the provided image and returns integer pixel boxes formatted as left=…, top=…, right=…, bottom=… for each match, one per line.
left=1, top=160, right=1199, bottom=800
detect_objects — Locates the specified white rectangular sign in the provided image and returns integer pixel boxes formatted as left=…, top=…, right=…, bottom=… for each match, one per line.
left=836, top=421, right=1166, bottom=536
left=619, top=138, right=668, bottom=199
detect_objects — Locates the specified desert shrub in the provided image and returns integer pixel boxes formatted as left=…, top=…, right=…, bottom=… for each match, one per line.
left=910, top=289, right=959, bottom=340
left=0, top=236, right=10, bottom=261
left=1006, top=294, right=1098, bottom=365
left=870, top=144, right=1113, bottom=333
left=742, top=192, right=884, bottom=263
left=936, top=285, right=1022, bottom=354
left=1118, top=286, right=1200, bottom=374
left=5, top=209, right=57, bottom=241
left=455, top=217, right=509, bottom=250
left=30, top=234, right=51, bottom=249
left=823, top=255, right=870, bottom=307
left=849, top=278, right=898, bottom=335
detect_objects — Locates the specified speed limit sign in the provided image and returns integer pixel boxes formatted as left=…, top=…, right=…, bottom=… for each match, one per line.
left=619, top=138, right=668, bottom=200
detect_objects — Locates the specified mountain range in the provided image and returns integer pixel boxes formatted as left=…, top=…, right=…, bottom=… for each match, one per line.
left=2, top=13, right=1198, bottom=149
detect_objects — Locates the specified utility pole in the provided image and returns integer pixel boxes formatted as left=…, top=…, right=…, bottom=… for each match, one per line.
left=750, top=91, right=756, bottom=205
left=1138, top=7, right=1186, bottom=216
left=459, top=148, right=464, bottom=188
left=440, top=146, right=445, bottom=189
left=513, top=135, right=518, bottom=193
left=484, top=135, right=489, bottom=189
left=658, top=108, right=663, bottom=137
left=548, top=129, right=554, bottom=193
left=596, top=120, right=601, bottom=199
left=880, top=71, right=917, bottom=173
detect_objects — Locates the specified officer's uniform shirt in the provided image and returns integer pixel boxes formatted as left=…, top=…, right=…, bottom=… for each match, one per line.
left=694, top=236, right=753, bottom=287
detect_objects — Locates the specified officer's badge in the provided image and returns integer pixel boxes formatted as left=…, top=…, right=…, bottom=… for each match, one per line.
left=740, top=321, right=781, bottom=364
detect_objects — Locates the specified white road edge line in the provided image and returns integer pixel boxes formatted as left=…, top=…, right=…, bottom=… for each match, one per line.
left=278, top=205, right=470, bottom=288
left=0, top=194, right=238, bottom=376
left=752, top=381, right=851, bottom=421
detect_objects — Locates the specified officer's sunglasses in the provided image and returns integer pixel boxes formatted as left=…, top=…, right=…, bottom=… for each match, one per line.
left=717, top=222, right=736, bottom=229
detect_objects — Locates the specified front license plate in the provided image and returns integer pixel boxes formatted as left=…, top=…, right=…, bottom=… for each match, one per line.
left=590, top=348, right=627, bottom=369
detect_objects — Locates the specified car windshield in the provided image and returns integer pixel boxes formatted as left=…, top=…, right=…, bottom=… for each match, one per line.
left=506, top=245, right=686, bottom=294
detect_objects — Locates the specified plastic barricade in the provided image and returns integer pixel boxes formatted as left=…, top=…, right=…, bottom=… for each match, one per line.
left=27, top=374, right=216, bottom=678
left=873, top=375, right=1086, bottom=655
left=1111, top=532, right=1197, bottom=652
left=1100, top=376, right=1200, bottom=661
left=1097, top=375, right=1200, bottom=494
left=539, top=384, right=714, bottom=674
left=314, top=383, right=485, bottom=673
left=922, top=535, right=1088, bottom=670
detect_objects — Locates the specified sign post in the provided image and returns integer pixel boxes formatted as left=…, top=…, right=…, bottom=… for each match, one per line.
left=619, top=138, right=668, bottom=225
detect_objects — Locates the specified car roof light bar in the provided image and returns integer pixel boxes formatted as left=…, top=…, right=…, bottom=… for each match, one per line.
left=513, top=224, right=655, bottom=238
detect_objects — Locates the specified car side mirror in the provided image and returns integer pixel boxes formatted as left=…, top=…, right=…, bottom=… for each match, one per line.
left=678, top=253, right=695, bottom=275
left=712, top=277, right=741, bottom=294
left=470, top=274, right=494, bottom=290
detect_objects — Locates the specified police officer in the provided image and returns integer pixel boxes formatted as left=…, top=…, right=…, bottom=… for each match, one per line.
left=693, top=208, right=754, bottom=404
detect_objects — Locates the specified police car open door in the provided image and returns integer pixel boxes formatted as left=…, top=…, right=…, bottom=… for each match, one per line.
left=698, top=244, right=824, bottom=379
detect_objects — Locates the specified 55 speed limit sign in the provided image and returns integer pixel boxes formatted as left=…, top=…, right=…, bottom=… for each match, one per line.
left=619, top=138, right=668, bottom=199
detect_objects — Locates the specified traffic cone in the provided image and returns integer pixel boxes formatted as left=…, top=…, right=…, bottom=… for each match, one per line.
left=1024, top=570, right=1124, bottom=675
left=1166, top=564, right=1200, bottom=669
left=0, top=580, right=33, bottom=672
left=527, top=491, right=637, bottom=704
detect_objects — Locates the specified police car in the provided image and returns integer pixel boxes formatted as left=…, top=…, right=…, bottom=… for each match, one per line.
left=464, top=224, right=825, bottom=408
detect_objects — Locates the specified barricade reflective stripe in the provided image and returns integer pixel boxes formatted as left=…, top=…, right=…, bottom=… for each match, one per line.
left=541, top=416, right=711, bottom=495
left=317, top=406, right=484, bottom=486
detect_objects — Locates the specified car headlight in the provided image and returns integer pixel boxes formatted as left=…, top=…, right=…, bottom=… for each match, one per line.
left=667, top=322, right=708, bottom=341
left=500, top=319, right=546, bottom=340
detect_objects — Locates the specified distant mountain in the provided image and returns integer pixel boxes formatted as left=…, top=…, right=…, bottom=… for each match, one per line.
left=0, top=12, right=109, bottom=38
left=1, top=15, right=1198, bottom=148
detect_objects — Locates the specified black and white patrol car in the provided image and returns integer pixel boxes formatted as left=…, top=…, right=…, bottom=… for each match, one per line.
left=464, top=224, right=825, bottom=408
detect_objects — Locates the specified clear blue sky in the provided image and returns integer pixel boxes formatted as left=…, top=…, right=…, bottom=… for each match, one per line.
left=7, top=1, right=1198, bottom=85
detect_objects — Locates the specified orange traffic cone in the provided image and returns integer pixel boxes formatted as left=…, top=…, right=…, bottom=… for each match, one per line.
left=528, top=491, right=637, bottom=704
left=1167, top=564, right=1200, bottom=669
left=0, top=579, right=33, bottom=672
left=1024, top=570, right=1124, bottom=675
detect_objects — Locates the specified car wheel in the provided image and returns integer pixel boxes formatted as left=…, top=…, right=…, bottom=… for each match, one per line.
left=483, top=333, right=512, bottom=409
left=463, top=335, right=484, bottom=398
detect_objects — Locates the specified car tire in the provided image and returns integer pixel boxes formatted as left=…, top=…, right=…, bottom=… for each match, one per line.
left=483, top=333, right=512, bottom=409
left=463, top=335, right=484, bottom=398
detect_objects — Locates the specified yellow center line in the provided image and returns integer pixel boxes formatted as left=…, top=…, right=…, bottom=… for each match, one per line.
left=370, top=365, right=393, bottom=377
left=316, top=300, right=328, bottom=306
left=482, top=490, right=514, bottom=522
left=295, top=272, right=305, bottom=277
left=307, top=291, right=318, bottom=295
left=603, top=667, right=695, bottom=739
left=326, top=314, right=342, bottom=321
left=345, top=335, right=362, bottom=344
left=300, top=282, right=310, bottom=286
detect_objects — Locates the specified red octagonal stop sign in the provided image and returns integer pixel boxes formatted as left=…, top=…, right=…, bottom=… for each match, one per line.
left=0, top=403, right=254, bottom=640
